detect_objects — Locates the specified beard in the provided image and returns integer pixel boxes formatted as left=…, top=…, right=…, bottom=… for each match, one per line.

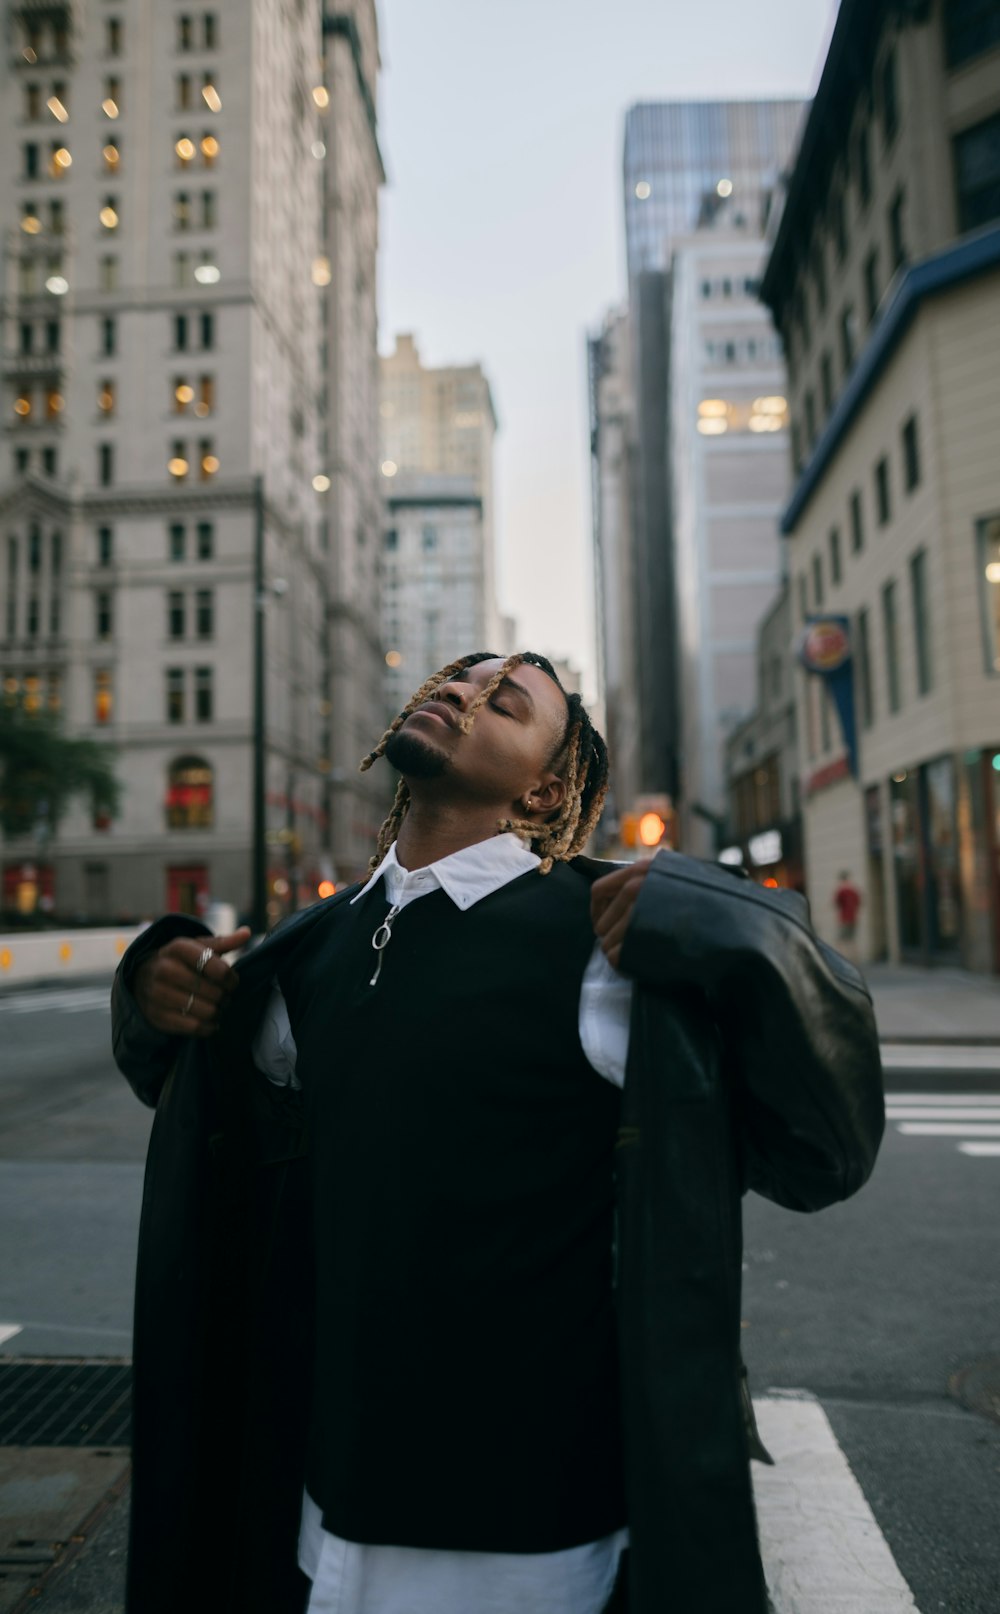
left=384, top=725, right=449, bottom=780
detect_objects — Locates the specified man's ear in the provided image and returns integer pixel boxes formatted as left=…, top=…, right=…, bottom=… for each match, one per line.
left=527, top=775, right=566, bottom=817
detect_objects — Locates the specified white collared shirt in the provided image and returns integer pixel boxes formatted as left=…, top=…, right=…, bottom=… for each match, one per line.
left=250, top=833, right=633, bottom=1614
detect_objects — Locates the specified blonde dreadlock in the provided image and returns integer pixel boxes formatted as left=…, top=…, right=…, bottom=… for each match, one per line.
left=359, top=652, right=610, bottom=875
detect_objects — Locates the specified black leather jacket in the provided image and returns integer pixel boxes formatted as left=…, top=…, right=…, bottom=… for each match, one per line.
left=112, top=850, right=884, bottom=1614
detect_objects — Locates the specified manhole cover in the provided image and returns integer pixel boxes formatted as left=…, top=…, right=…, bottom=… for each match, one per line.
left=949, top=1356, right=1000, bottom=1425
left=0, top=1360, right=132, bottom=1447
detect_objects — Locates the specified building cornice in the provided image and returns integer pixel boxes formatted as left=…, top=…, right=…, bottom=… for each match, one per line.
left=759, top=0, right=932, bottom=312
left=780, top=224, right=1000, bottom=534
left=324, top=11, right=386, bottom=184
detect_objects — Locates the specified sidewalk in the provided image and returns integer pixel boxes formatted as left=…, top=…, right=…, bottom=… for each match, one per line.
left=863, top=962, right=1000, bottom=1043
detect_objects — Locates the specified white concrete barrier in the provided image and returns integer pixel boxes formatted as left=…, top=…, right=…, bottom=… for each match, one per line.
left=0, top=927, right=146, bottom=988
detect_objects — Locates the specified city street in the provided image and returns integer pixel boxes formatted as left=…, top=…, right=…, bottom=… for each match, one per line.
left=0, top=981, right=998, bottom=1610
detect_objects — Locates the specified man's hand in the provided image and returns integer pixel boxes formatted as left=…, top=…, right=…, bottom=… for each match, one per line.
left=132, top=929, right=251, bottom=1038
left=591, top=860, right=656, bottom=971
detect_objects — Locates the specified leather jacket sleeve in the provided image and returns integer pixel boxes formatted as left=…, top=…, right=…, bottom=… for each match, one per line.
left=111, top=914, right=212, bottom=1109
left=618, top=850, right=885, bottom=1211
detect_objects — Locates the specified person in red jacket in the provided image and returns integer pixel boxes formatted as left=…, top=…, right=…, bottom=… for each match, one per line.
left=833, top=871, right=863, bottom=958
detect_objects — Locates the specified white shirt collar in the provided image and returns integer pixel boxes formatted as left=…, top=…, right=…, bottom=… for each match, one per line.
left=349, top=833, right=540, bottom=913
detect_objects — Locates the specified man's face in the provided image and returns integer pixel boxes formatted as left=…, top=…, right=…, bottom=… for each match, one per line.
left=384, top=658, right=569, bottom=813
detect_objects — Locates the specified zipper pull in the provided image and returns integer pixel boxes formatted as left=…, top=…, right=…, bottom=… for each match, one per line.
left=369, top=903, right=401, bottom=986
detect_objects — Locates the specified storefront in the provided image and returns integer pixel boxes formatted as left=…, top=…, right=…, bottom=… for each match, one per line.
left=890, top=749, right=1000, bottom=972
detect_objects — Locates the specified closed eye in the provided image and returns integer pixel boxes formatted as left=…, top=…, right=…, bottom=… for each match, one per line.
left=489, top=700, right=514, bottom=717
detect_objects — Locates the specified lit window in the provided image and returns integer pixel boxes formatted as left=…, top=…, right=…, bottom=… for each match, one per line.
left=175, top=379, right=194, bottom=411
left=168, top=443, right=189, bottom=479
left=94, top=668, right=113, bottom=724
left=21, top=203, right=42, bottom=235
left=312, top=85, right=330, bottom=109
left=976, top=514, right=1000, bottom=675
left=201, top=134, right=219, bottom=165
left=14, top=392, right=32, bottom=420
left=175, top=192, right=191, bottom=231
left=51, top=145, right=72, bottom=176
left=46, top=389, right=63, bottom=420
left=47, top=94, right=69, bottom=123
left=165, top=755, right=213, bottom=826
left=99, top=199, right=119, bottom=230
left=99, top=379, right=116, bottom=415
left=200, top=441, right=219, bottom=479
left=166, top=669, right=185, bottom=724
left=176, top=136, right=196, bottom=166
left=202, top=77, right=221, bottom=112
left=196, top=375, right=214, bottom=416
left=312, top=256, right=332, bottom=287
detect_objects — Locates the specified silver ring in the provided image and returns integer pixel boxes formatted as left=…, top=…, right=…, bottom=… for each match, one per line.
left=194, top=946, right=213, bottom=976
left=183, top=991, right=195, bottom=1016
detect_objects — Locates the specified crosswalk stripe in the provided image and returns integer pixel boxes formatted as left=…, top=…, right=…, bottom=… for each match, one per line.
left=752, top=1393, right=920, bottom=1612
left=897, top=1121, right=1000, bottom=1136
left=886, top=1106, right=1000, bottom=1121
left=0, top=989, right=110, bottom=1014
left=958, top=1142, right=1000, bottom=1156
left=886, top=1092, right=1000, bottom=1105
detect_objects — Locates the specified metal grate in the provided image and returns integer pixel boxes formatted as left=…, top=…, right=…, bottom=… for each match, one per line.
left=0, top=1360, right=131, bottom=1446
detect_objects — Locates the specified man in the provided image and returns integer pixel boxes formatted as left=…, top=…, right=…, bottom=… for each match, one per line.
left=113, top=651, right=884, bottom=1614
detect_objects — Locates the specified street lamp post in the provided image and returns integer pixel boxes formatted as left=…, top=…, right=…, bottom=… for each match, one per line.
left=251, top=474, right=268, bottom=936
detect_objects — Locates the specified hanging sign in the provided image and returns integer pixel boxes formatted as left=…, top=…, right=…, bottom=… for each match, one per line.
left=798, top=615, right=858, bottom=777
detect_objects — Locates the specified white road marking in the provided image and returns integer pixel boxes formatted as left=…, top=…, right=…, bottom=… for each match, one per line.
left=896, top=1122, right=1000, bottom=1137
left=958, top=1142, right=1000, bottom=1157
left=880, top=1044, right=1000, bottom=1070
left=753, top=1393, right=920, bottom=1613
left=0, top=987, right=110, bottom=1014
left=886, top=1092, right=1000, bottom=1105
left=886, top=1106, right=1000, bottom=1121
left=0, top=1323, right=23, bottom=1346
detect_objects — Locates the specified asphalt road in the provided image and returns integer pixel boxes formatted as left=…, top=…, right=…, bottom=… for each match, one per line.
left=1, top=983, right=998, bottom=1611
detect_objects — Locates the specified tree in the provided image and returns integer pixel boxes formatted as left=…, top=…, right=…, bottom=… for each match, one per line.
left=0, top=701, right=121, bottom=840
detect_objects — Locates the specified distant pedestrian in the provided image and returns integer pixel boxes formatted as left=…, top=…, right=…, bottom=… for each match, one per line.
left=112, top=650, right=884, bottom=1614
left=833, top=870, right=863, bottom=957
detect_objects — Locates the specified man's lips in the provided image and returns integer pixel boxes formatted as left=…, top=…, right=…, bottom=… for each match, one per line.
left=408, top=701, right=458, bottom=730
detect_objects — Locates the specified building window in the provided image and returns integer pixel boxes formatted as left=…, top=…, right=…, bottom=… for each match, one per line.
left=201, top=192, right=216, bottom=229
left=102, top=316, right=117, bottom=356
left=910, top=548, right=933, bottom=695
left=178, top=15, right=193, bottom=51
left=100, top=196, right=120, bottom=231
left=98, top=443, right=114, bottom=486
left=198, top=375, right=215, bottom=414
left=901, top=414, right=921, bottom=491
left=174, top=252, right=190, bottom=288
left=168, top=590, right=186, bottom=639
left=880, top=48, right=899, bottom=147
left=98, top=378, right=116, bottom=416
left=856, top=608, right=874, bottom=729
left=875, top=456, right=892, bottom=526
left=888, top=188, right=908, bottom=270
left=27, top=596, right=39, bottom=638
left=46, top=321, right=59, bottom=354
left=175, top=313, right=189, bottom=351
left=177, top=73, right=192, bottom=111
left=195, top=666, right=213, bottom=721
left=831, top=187, right=848, bottom=262
left=976, top=513, right=1000, bottom=674
left=804, top=391, right=817, bottom=448
left=829, top=526, right=842, bottom=585
left=199, top=439, right=218, bottom=479
left=96, top=590, right=113, bottom=640
left=100, top=255, right=118, bottom=291
left=196, top=521, right=214, bottom=560
left=106, top=17, right=122, bottom=56
left=166, top=755, right=213, bottom=828
left=856, top=122, right=872, bottom=207
left=811, top=552, right=824, bottom=607
left=200, top=312, right=214, bottom=350
left=41, top=447, right=57, bottom=478
left=166, top=668, right=185, bottom=723
left=945, top=0, right=1000, bottom=68
left=102, top=140, right=120, bottom=174
left=850, top=488, right=865, bottom=553
left=174, top=192, right=191, bottom=232
left=820, top=350, right=834, bottom=416
left=840, top=305, right=858, bottom=374
left=103, top=77, right=122, bottom=118
left=195, top=589, right=213, bottom=638
left=94, top=668, right=113, bottom=724
left=954, top=112, right=1000, bottom=234
left=169, top=441, right=189, bottom=479
left=204, top=14, right=218, bottom=49
left=169, top=523, right=186, bottom=562
left=49, top=200, right=65, bottom=236
left=882, top=579, right=902, bottom=713
left=422, top=525, right=437, bottom=551
left=23, top=142, right=40, bottom=180
left=863, top=248, right=880, bottom=324
left=97, top=526, right=114, bottom=566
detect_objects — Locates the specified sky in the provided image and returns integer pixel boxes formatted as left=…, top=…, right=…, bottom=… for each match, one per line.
left=376, top=0, right=840, bottom=700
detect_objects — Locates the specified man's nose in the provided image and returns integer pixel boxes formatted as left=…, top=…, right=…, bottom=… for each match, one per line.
left=434, top=681, right=469, bottom=711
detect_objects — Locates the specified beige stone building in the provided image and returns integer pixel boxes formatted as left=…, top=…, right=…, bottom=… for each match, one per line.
left=760, top=0, right=1000, bottom=971
left=378, top=333, right=503, bottom=699
left=0, top=0, right=385, bottom=919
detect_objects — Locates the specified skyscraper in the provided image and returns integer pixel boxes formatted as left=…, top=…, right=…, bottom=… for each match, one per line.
left=378, top=333, right=501, bottom=710
left=0, top=0, right=384, bottom=916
